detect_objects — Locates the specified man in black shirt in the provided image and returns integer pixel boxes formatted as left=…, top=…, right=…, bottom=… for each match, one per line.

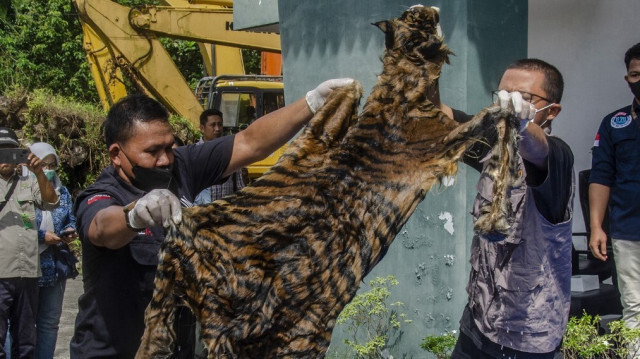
left=70, top=78, right=353, bottom=358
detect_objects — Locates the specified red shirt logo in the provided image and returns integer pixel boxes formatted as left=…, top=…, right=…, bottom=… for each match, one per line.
left=87, top=194, right=112, bottom=205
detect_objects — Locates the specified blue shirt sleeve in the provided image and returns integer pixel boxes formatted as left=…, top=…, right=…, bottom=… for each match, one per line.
left=58, top=186, right=77, bottom=233
left=589, top=115, right=615, bottom=187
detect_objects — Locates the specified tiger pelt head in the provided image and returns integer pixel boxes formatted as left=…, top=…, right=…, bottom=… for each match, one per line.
left=358, top=5, right=520, bottom=235
left=374, top=5, right=452, bottom=81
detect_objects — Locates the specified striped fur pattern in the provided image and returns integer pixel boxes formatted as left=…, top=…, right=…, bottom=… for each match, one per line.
left=466, top=110, right=523, bottom=234
left=136, top=6, right=519, bottom=359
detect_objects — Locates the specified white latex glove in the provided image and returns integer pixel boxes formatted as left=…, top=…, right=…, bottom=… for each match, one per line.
left=127, top=189, right=182, bottom=229
left=497, top=90, right=536, bottom=132
left=305, top=78, right=355, bottom=114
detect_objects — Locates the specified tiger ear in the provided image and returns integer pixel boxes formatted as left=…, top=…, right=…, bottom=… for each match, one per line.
left=372, top=20, right=394, bottom=49
left=372, top=20, right=390, bottom=33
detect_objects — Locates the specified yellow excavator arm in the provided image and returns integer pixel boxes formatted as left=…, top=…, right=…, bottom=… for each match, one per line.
left=73, top=0, right=281, bottom=124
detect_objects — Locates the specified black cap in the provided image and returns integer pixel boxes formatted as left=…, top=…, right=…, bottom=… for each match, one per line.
left=0, top=127, right=19, bottom=147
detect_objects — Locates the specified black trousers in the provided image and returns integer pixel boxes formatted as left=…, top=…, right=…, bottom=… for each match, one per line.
left=0, top=278, right=38, bottom=359
left=173, top=306, right=197, bottom=359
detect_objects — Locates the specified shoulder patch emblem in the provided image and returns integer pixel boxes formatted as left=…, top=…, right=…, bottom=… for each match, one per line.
left=87, top=194, right=112, bottom=205
left=593, top=133, right=600, bottom=147
left=611, top=112, right=632, bottom=129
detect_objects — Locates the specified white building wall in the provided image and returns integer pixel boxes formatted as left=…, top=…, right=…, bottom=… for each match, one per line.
left=529, top=0, right=640, bottom=233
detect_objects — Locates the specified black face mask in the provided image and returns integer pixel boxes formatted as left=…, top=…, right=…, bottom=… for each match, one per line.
left=628, top=80, right=640, bottom=101
left=120, top=149, right=175, bottom=193
left=130, top=165, right=174, bottom=193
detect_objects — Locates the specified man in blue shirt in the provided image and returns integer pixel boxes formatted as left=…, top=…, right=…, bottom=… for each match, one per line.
left=589, top=42, right=640, bottom=332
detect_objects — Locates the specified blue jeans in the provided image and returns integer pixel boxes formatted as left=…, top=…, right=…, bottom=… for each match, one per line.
left=35, top=280, right=66, bottom=359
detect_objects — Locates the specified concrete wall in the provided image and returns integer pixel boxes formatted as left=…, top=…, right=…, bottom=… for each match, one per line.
left=233, top=0, right=279, bottom=33
left=232, top=0, right=640, bottom=356
left=528, top=0, right=640, bottom=234
left=277, top=1, right=526, bottom=357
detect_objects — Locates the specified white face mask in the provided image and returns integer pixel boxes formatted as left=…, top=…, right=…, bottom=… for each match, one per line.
left=534, top=102, right=555, bottom=117
left=531, top=102, right=555, bottom=131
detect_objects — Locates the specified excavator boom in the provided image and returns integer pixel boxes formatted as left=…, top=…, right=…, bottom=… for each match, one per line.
left=73, top=0, right=282, bottom=124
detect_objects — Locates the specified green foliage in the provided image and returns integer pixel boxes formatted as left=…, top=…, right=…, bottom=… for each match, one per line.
left=117, top=0, right=161, bottom=6
left=0, top=0, right=264, bottom=107
left=420, top=331, right=457, bottom=359
left=242, top=49, right=261, bottom=75
left=169, top=113, right=201, bottom=145
left=0, top=0, right=97, bottom=102
left=21, top=88, right=108, bottom=195
left=562, top=312, right=640, bottom=359
left=160, top=38, right=206, bottom=90
left=336, top=275, right=412, bottom=359
left=2, top=87, right=201, bottom=197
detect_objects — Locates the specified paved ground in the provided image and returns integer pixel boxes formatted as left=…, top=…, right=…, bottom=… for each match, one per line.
left=54, top=277, right=82, bottom=359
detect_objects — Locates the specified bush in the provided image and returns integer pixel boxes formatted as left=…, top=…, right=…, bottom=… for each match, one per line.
left=562, top=312, right=640, bottom=359
left=335, top=275, right=412, bottom=359
left=2, top=88, right=201, bottom=197
left=420, top=331, right=457, bottom=359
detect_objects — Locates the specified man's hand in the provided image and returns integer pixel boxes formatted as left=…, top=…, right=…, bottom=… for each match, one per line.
left=24, top=152, right=44, bottom=175
left=126, top=189, right=182, bottom=229
left=496, top=90, right=536, bottom=132
left=589, top=227, right=609, bottom=261
left=305, top=78, right=355, bottom=114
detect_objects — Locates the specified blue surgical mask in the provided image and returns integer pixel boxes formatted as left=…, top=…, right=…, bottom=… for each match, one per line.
left=44, top=169, right=56, bottom=181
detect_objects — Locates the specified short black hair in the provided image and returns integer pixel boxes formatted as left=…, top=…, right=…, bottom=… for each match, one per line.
left=506, top=58, right=564, bottom=104
left=625, top=42, right=640, bottom=70
left=104, top=94, right=169, bottom=148
left=199, top=108, right=223, bottom=126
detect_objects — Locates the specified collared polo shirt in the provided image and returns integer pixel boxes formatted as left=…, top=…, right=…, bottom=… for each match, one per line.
left=0, top=171, right=59, bottom=278
left=590, top=102, right=640, bottom=241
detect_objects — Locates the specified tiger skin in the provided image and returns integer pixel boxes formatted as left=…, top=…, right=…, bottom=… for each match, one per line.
left=136, top=5, right=520, bottom=359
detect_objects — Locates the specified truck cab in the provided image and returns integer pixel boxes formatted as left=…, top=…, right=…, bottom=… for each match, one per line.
left=195, top=75, right=287, bottom=179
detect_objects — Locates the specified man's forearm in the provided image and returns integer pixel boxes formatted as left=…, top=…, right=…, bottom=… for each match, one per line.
left=225, top=97, right=312, bottom=176
left=88, top=205, right=138, bottom=249
left=589, top=183, right=611, bottom=231
left=518, top=123, right=549, bottom=170
left=36, top=171, right=59, bottom=205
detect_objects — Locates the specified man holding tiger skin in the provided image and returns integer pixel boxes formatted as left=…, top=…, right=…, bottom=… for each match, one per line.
left=439, top=59, right=574, bottom=358
left=69, top=78, right=352, bottom=359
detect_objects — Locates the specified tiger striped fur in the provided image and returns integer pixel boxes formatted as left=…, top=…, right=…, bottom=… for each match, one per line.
left=136, top=5, right=520, bottom=358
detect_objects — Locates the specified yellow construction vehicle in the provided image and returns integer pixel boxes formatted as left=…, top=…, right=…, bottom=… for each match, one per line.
left=195, top=74, right=286, bottom=179
left=73, top=0, right=286, bottom=179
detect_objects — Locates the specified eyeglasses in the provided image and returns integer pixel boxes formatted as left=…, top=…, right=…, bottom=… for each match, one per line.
left=41, top=161, right=58, bottom=170
left=491, top=90, right=553, bottom=105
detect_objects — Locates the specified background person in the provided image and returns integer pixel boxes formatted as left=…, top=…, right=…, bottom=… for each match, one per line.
left=70, top=78, right=353, bottom=358
left=589, top=42, right=640, bottom=337
left=29, top=142, right=78, bottom=359
left=0, top=128, right=59, bottom=359
left=194, top=109, right=245, bottom=205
